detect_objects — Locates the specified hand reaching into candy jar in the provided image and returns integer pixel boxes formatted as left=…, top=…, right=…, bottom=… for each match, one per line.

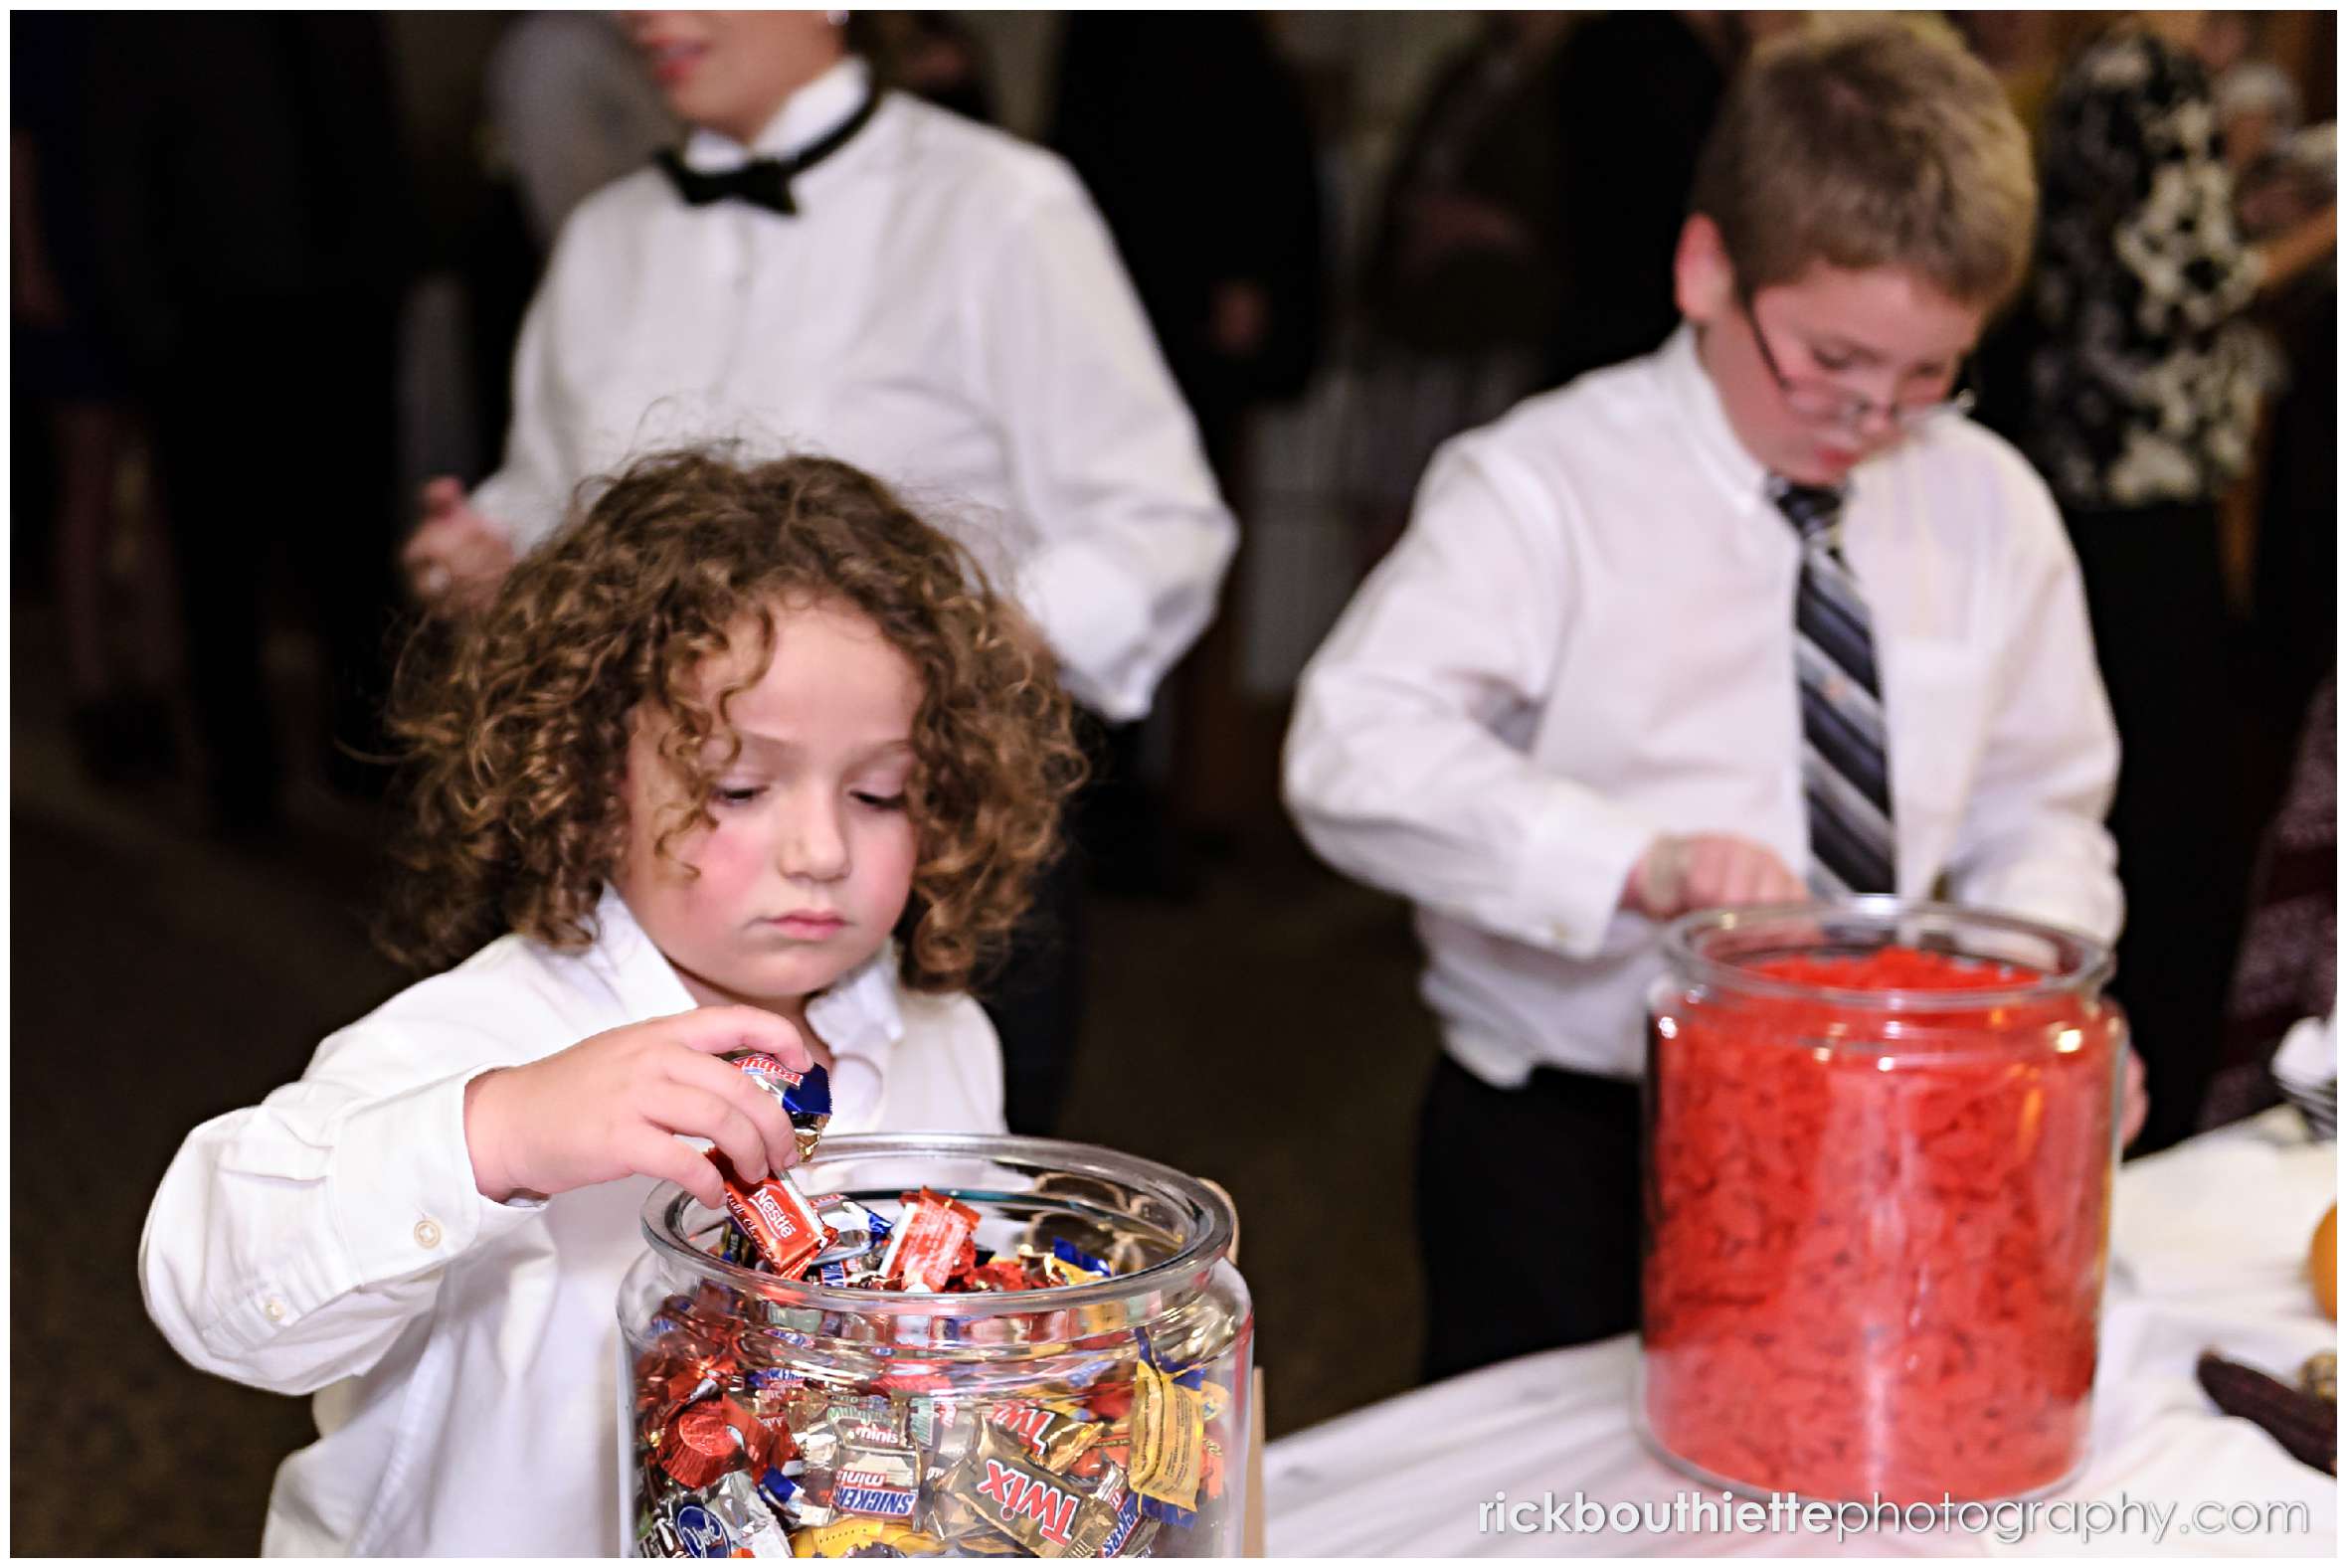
left=463, top=1006, right=812, bottom=1208
left=1622, top=832, right=1807, bottom=921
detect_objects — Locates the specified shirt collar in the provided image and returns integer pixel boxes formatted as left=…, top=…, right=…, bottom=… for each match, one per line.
left=804, top=943, right=905, bottom=1068
left=1657, top=321, right=1772, bottom=515
left=586, top=881, right=904, bottom=1104
left=586, top=884, right=699, bottom=1020
left=683, top=55, right=871, bottom=171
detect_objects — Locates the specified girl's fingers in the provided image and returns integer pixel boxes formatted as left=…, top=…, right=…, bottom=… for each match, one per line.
left=659, top=1004, right=812, bottom=1073
left=626, top=1127, right=729, bottom=1210
left=639, top=1082, right=769, bottom=1185
left=670, top=1050, right=802, bottom=1171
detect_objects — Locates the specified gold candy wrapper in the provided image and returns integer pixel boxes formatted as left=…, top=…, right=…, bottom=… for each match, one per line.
left=1125, top=1360, right=1205, bottom=1512
left=790, top=1518, right=942, bottom=1558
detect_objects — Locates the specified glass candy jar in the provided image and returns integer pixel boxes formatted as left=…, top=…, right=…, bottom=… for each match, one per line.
left=618, top=1133, right=1252, bottom=1557
left=1640, top=899, right=2125, bottom=1504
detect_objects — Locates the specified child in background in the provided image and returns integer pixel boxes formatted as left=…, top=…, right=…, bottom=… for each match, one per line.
left=1286, top=23, right=2146, bottom=1384
left=139, top=449, right=1083, bottom=1554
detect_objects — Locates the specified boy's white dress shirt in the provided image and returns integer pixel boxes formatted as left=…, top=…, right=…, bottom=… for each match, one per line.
left=139, top=888, right=1004, bottom=1555
left=470, top=58, right=1235, bottom=723
left=1285, top=325, right=2124, bottom=1087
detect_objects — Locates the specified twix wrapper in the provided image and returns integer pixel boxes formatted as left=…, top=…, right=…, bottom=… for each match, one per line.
left=950, top=1423, right=1095, bottom=1555
left=986, top=1401, right=1103, bottom=1475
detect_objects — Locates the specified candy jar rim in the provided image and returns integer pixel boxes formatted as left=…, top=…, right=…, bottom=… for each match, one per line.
left=637, top=1131, right=1237, bottom=1318
left=1660, top=895, right=2113, bottom=1015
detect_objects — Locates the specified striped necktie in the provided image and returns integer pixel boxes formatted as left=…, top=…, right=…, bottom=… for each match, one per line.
left=1771, top=477, right=1896, bottom=898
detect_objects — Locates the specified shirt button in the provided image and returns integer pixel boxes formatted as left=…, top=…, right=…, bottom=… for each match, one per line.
left=414, top=1219, right=444, bottom=1250
left=264, top=1296, right=287, bottom=1322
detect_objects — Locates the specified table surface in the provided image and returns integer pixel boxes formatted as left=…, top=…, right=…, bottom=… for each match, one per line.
left=1264, top=1109, right=2339, bottom=1557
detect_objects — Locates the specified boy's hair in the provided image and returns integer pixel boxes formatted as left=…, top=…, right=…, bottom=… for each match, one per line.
left=381, top=448, right=1085, bottom=994
left=1690, top=21, right=2037, bottom=309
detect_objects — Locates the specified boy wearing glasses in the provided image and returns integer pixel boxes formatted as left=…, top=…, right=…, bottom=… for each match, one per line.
left=1285, top=24, right=2136, bottom=1380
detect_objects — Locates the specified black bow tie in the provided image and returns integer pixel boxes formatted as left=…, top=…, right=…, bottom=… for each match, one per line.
left=654, top=89, right=880, bottom=217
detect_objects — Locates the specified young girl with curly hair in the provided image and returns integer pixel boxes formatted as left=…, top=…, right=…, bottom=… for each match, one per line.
left=138, top=449, right=1083, bottom=1555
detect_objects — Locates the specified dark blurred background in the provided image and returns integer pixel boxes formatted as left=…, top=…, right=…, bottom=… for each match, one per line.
left=10, top=11, right=2336, bottom=1554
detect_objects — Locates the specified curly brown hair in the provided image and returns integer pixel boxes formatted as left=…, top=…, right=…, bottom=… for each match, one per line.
left=381, top=447, right=1085, bottom=995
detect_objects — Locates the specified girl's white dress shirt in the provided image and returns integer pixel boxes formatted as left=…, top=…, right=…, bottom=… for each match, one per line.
left=139, top=888, right=1005, bottom=1555
left=471, top=57, right=1235, bottom=724
left=1285, top=325, right=2124, bottom=1087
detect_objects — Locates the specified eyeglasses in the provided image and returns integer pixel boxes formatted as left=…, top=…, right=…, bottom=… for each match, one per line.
left=1739, top=293, right=1975, bottom=431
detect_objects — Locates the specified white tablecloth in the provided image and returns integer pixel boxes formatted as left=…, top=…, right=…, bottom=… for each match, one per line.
left=1265, top=1110, right=2338, bottom=1556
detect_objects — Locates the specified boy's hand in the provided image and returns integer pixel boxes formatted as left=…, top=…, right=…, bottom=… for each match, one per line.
left=1624, top=833, right=1807, bottom=921
left=403, top=477, right=515, bottom=615
left=463, top=1006, right=812, bottom=1208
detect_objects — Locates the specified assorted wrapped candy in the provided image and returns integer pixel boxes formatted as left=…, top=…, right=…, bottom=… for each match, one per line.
left=1643, top=926, right=2123, bottom=1503
left=626, top=1063, right=1248, bottom=1557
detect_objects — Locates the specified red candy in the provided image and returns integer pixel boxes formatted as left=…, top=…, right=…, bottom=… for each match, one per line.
left=1643, top=944, right=2121, bottom=1502
left=879, top=1188, right=982, bottom=1293
left=713, top=1158, right=835, bottom=1277
left=658, top=1401, right=742, bottom=1489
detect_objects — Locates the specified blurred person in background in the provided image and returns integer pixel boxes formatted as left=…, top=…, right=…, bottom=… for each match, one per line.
left=87, top=14, right=418, bottom=840
left=1343, top=12, right=1574, bottom=567
left=12, top=10, right=179, bottom=786
left=2193, top=12, right=2337, bottom=835
left=399, top=10, right=1236, bottom=1137
left=2199, top=10, right=2299, bottom=179
left=2017, top=9, right=2336, bottom=1152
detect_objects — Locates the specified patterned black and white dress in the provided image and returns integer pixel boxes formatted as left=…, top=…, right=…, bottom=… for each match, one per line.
left=2023, top=29, right=2264, bottom=511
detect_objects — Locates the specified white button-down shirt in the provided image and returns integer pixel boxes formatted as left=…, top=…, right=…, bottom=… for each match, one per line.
left=471, top=58, right=1236, bottom=723
left=138, top=889, right=1004, bottom=1556
left=1285, top=326, right=2123, bottom=1086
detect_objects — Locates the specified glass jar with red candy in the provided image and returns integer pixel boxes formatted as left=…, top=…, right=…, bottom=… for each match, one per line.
left=1639, top=898, right=2125, bottom=1504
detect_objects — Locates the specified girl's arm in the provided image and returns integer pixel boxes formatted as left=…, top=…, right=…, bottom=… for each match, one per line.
left=138, top=1003, right=810, bottom=1395
left=138, top=1047, right=541, bottom=1396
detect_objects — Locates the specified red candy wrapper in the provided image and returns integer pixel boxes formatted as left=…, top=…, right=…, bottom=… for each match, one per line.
left=1644, top=943, right=2120, bottom=1503
left=877, top=1188, right=982, bottom=1293
left=713, top=1157, right=835, bottom=1278
left=658, top=1400, right=742, bottom=1490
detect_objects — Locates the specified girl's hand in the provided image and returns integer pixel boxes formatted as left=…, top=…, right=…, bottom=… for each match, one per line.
left=463, top=1006, right=811, bottom=1208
